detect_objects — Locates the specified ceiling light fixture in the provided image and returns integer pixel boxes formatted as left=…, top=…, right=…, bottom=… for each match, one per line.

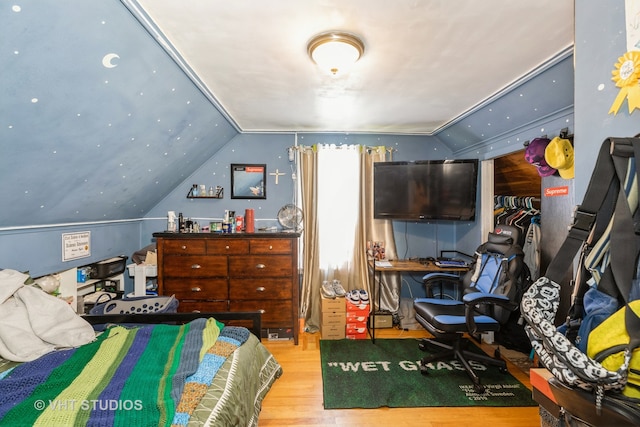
left=307, top=31, right=364, bottom=75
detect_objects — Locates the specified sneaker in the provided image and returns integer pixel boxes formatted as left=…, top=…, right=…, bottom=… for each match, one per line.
left=321, top=280, right=336, bottom=299
left=346, top=289, right=361, bottom=304
left=358, top=289, right=370, bottom=304
left=332, top=279, right=346, bottom=297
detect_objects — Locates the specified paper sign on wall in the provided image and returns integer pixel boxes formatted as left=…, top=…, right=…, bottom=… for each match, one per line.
left=609, top=1, right=640, bottom=115
left=626, top=0, right=640, bottom=52
left=62, top=231, right=91, bottom=261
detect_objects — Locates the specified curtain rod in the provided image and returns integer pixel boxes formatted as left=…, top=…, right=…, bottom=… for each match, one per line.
left=287, top=144, right=396, bottom=151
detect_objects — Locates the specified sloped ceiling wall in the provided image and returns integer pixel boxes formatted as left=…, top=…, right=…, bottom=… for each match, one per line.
left=438, top=54, right=574, bottom=156
left=0, top=1, right=238, bottom=228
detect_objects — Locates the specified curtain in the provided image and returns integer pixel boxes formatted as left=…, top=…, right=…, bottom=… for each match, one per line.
left=299, top=144, right=398, bottom=333
left=361, top=147, right=401, bottom=316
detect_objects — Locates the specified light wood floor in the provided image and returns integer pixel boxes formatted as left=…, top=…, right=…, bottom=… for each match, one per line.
left=259, top=328, right=541, bottom=427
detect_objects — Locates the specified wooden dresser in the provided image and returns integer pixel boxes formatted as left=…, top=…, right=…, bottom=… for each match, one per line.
left=153, top=232, right=300, bottom=344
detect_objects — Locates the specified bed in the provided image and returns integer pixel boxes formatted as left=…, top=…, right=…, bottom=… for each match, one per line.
left=0, top=311, right=282, bottom=427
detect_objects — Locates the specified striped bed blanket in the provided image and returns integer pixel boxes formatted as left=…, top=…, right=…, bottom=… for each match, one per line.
left=0, top=318, right=249, bottom=426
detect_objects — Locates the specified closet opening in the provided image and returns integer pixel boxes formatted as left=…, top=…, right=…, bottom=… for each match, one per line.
left=486, top=146, right=575, bottom=323
left=492, top=150, right=542, bottom=280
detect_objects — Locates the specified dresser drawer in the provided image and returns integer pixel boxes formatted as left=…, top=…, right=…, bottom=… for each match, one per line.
left=163, top=255, right=227, bottom=277
left=207, top=239, right=249, bottom=254
left=177, top=300, right=228, bottom=313
left=229, top=278, right=292, bottom=300
left=228, top=255, right=292, bottom=277
left=162, top=239, right=206, bottom=254
left=250, top=239, right=292, bottom=254
left=164, top=278, right=228, bottom=300
left=229, top=300, right=293, bottom=327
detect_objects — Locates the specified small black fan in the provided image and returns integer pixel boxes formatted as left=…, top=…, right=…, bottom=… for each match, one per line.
left=277, top=204, right=303, bottom=232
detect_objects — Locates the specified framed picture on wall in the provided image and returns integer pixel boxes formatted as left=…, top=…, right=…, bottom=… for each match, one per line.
left=230, top=164, right=266, bottom=199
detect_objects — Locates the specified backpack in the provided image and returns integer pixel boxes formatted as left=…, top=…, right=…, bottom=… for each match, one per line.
left=521, top=136, right=640, bottom=412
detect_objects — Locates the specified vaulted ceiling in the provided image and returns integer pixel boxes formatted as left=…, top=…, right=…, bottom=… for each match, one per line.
left=133, top=0, right=575, bottom=134
left=0, top=1, right=575, bottom=231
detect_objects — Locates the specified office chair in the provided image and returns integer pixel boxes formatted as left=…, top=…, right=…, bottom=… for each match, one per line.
left=413, top=225, right=525, bottom=393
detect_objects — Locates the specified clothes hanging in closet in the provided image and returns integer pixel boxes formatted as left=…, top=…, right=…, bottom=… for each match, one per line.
left=494, top=196, right=541, bottom=279
left=522, top=220, right=541, bottom=281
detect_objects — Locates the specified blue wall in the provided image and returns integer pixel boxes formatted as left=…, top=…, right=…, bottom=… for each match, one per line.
left=140, top=131, right=465, bottom=256
left=574, top=1, right=638, bottom=201
left=141, top=132, right=299, bottom=243
left=0, top=222, right=139, bottom=279
left=1, top=1, right=237, bottom=280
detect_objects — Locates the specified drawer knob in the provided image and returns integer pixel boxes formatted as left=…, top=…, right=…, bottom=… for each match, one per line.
left=191, top=264, right=201, bottom=269
left=269, top=245, right=273, bottom=250
left=181, top=245, right=187, bottom=250
left=256, top=286, right=266, bottom=292
left=259, top=309, right=266, bottom=314
left=191, top=287, right=202, bottom=292
left=225, top=245, right=230, bottom=250
left=256, top=263, right=266, bottom=269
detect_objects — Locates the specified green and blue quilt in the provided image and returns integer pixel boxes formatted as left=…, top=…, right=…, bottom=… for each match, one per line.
left=0, top=318, right=249, bottom=426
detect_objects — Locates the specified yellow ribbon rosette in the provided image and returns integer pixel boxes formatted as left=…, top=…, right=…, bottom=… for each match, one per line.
left=609, top=50, right=640, bottom=115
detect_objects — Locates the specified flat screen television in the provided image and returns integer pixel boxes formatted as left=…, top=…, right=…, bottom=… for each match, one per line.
left=373, top=159, right=479, bottom=221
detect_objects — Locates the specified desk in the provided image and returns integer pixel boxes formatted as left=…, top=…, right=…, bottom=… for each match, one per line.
left=368, top=259, right=469, bottom=343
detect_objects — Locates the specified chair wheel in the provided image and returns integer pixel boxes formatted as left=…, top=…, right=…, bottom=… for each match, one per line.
left=420, top=365, right=430, bottom=376
left=499, top=366, right=508, bottom=374
left=494, top=348, right=501, bottom=358
left=418, top=341, right=427, bottom=351
left=474, top=383, right=485, bottom=393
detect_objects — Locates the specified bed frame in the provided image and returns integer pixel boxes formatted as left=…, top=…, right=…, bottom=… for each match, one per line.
left=82, top=311, right=262, bottom=339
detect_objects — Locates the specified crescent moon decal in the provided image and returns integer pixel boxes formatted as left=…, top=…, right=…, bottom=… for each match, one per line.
left=102, top=53, right=120, bottom=68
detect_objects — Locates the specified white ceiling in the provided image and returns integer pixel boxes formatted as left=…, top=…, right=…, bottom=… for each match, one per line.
left=134, top=0, right=574, bottom=135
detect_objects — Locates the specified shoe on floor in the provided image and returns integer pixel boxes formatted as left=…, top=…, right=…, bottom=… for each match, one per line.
left=321, top=280, right=336, bottom=299
left=332, top=279, right=346, bottom=297
left=346, top=289, right=361, bottom=304
left=359, top=289, right=369, bottom=304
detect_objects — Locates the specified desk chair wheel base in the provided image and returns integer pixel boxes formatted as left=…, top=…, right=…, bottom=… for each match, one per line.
left=492, top=348, right=509, bottom=373
left=417, top=336, right=509, bottom=394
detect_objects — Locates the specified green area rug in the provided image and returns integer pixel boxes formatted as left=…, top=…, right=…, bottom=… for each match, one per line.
left=320, top=338, right=536, bottom=409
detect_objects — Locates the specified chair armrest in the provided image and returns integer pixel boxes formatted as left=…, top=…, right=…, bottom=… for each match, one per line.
left=462, top=292, right=518, bottom=334
left=422, top=273, right=463, bottom=298
left=462, top=292, right=509, bottom=304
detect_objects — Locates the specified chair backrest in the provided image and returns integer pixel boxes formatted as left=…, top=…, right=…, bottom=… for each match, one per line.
left=463, top=225, right=528, bottom=324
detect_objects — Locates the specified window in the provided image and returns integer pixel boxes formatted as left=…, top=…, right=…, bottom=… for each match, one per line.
left=316, top=145, right=361, bottom=271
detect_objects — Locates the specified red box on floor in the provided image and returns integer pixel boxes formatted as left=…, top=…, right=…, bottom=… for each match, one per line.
left=346, top=323, right=367, bottom=335
left=346, top=300, right=370, bottom=316
left=345, top=312, right=368, bottom=323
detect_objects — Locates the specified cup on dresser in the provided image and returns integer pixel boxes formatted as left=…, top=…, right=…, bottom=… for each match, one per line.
left=245, top=209, right=255, bottom=233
